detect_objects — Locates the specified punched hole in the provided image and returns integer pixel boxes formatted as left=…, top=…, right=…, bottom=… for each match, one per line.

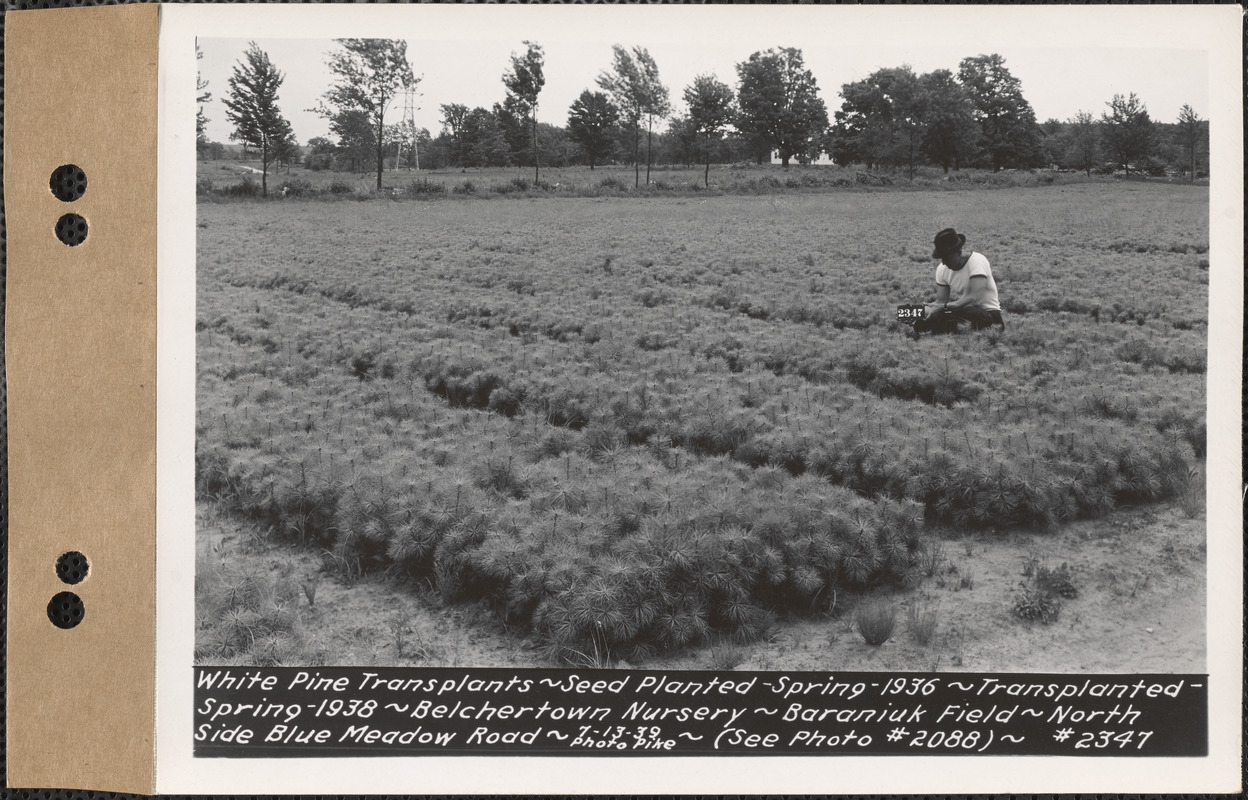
left=49, top=164, right=88, bottom=202
left=56, top=551, right=89, bottom=585
left=47, top=592, right=85, bottom=629
left=55, top=213, right=88, bottom=246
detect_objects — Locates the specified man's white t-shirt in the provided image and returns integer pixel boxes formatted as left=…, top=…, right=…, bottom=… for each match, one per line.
left=935, top=252, right=1000, bottom=311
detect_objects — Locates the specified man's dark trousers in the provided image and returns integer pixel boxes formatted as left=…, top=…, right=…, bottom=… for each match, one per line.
left=913, top=306, right=1004, bottom=334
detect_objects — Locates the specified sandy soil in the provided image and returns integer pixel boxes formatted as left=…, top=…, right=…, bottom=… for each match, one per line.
left=197, top=502, right=1205, bottom=673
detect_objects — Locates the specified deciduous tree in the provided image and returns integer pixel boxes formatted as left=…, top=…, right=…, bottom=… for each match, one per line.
left=597, top=45, right=670, bottom=187
left=317, top=39, right=418, bottom=191
left=957, top=54, right=1044, bottom=171
left=830, top=66, right=927, bottom=177
left=736, top=47, right=829, bottom=167
left=1101, top=92, right=1154, bottom=176
left=463, top=107, right=510, bottom=168
left=1065, top=111, right=1100, bottom=176
left=327, top=109, right=376, bottom=173
left=566, top=90, right=619, bottom=170
left=223, top=42, right=294, bottom=197
left=503, top=41, right=545, bottom=182
left=662, top=113, right=699, bottom=167
left=304, top=136, right=336, bottom=171
left=494, top=96, right=529, bottom=165
left=385, top=118, right=422, bottom=170
left=683, top=74, right=736, bottom=187
left=440, top=103, right=469, bottom=168
left=272, top=132, right=300, bottom=174
left=919, top=69, right=979, bottom=173
left=1174, top=104, right=1206, bottom=180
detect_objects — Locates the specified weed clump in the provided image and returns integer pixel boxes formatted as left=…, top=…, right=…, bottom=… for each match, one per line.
left=1034, top=562, right=1078, bottom=598
left=1177, top=466, right=1204, bottom=518
left=855, top=600, right=897, bottom=645
left=1012, top=585, right=1061, bottom=624
left=907, top=600, right=939, bottom=645
left=1012, top=561, right=1078, bottom=624
left=708, top=638, right=748, bottom=670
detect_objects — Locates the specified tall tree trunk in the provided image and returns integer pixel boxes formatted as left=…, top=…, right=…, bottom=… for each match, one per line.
left=532, top=110, right=539, bottom=184
left=261, top=140, right=268, bottom=197
left=375, top=112, right=385, bottom=191
left=704, top=152, right=710, bottom=188
left=645, top=115, right=653, bottom=185
left=633, top=122, right=640, bottom=188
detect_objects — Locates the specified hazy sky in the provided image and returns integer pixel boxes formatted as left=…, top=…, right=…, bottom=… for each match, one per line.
left=198, top=31, right=1208, bottom=148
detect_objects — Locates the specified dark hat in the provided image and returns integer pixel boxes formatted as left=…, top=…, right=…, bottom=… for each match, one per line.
left=932, top=228, right=966, bottom=259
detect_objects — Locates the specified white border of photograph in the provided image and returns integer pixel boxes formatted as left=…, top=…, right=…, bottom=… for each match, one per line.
left=157, top=3, right=1243, bottom=793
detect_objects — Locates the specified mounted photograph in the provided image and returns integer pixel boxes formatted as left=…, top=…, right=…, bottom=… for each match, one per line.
left=191, top=24, right=1212, bottom=677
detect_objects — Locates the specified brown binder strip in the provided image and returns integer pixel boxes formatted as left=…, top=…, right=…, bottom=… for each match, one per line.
left=5, top=4, right=159, bottom=793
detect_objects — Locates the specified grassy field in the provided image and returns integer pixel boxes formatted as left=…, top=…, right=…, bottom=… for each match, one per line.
left=195, top=182, right=1208, bottom=666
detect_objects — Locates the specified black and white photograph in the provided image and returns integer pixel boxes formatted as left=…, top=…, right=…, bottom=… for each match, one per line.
left=193, top=25, right=1212, bottom=673
left=158, top=3, right=1241, bottom=792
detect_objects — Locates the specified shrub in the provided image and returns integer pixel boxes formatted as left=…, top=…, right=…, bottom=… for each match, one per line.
left=226, top=176, right=260, bottom=197
left=406, top=179, right=447, bottom=198
left=279, top=178, right=315, bottom=197
left=494, top=177, right=530, bottom=195
left=452, top=180, right=477, bottom=195
left=328, top=180, right=355, bottom=195
left=855, top=600, right=897, bottom=645
left=598, top=175, right=631, bottom=191
left=196, top=176, right=215, bottom=195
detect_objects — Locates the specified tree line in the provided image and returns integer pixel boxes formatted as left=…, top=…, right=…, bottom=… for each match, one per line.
left=200, top=40, right=1209, bottom=197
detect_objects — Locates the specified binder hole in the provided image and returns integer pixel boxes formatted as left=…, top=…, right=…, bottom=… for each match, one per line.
left=47, top=592, right=85, bottom=629
left=56, top=551, right=89, bottom=584
left=49, top=164, right=88, bottom=202
left=55, top=213, right=88, bottom=246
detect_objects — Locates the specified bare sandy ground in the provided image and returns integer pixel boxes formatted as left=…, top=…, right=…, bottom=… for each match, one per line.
left=197, top=502, right=1205, bottom=673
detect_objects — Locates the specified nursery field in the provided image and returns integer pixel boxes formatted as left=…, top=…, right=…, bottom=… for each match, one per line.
left=195, top=182, right=1209, bottom=668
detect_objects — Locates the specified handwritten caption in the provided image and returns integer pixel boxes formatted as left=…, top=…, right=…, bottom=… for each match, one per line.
left=193, top=668, right=1206, bottom=757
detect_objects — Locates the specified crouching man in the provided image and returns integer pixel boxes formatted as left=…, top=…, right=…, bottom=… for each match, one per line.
left=914, top=227, right=1005, bottom=335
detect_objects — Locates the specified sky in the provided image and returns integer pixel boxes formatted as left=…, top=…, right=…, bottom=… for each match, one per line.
left=196, top=17, right=1210, bottom=148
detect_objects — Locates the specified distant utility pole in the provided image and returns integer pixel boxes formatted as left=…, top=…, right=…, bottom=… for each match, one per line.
left=395, top=88, right=420, bottom=171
